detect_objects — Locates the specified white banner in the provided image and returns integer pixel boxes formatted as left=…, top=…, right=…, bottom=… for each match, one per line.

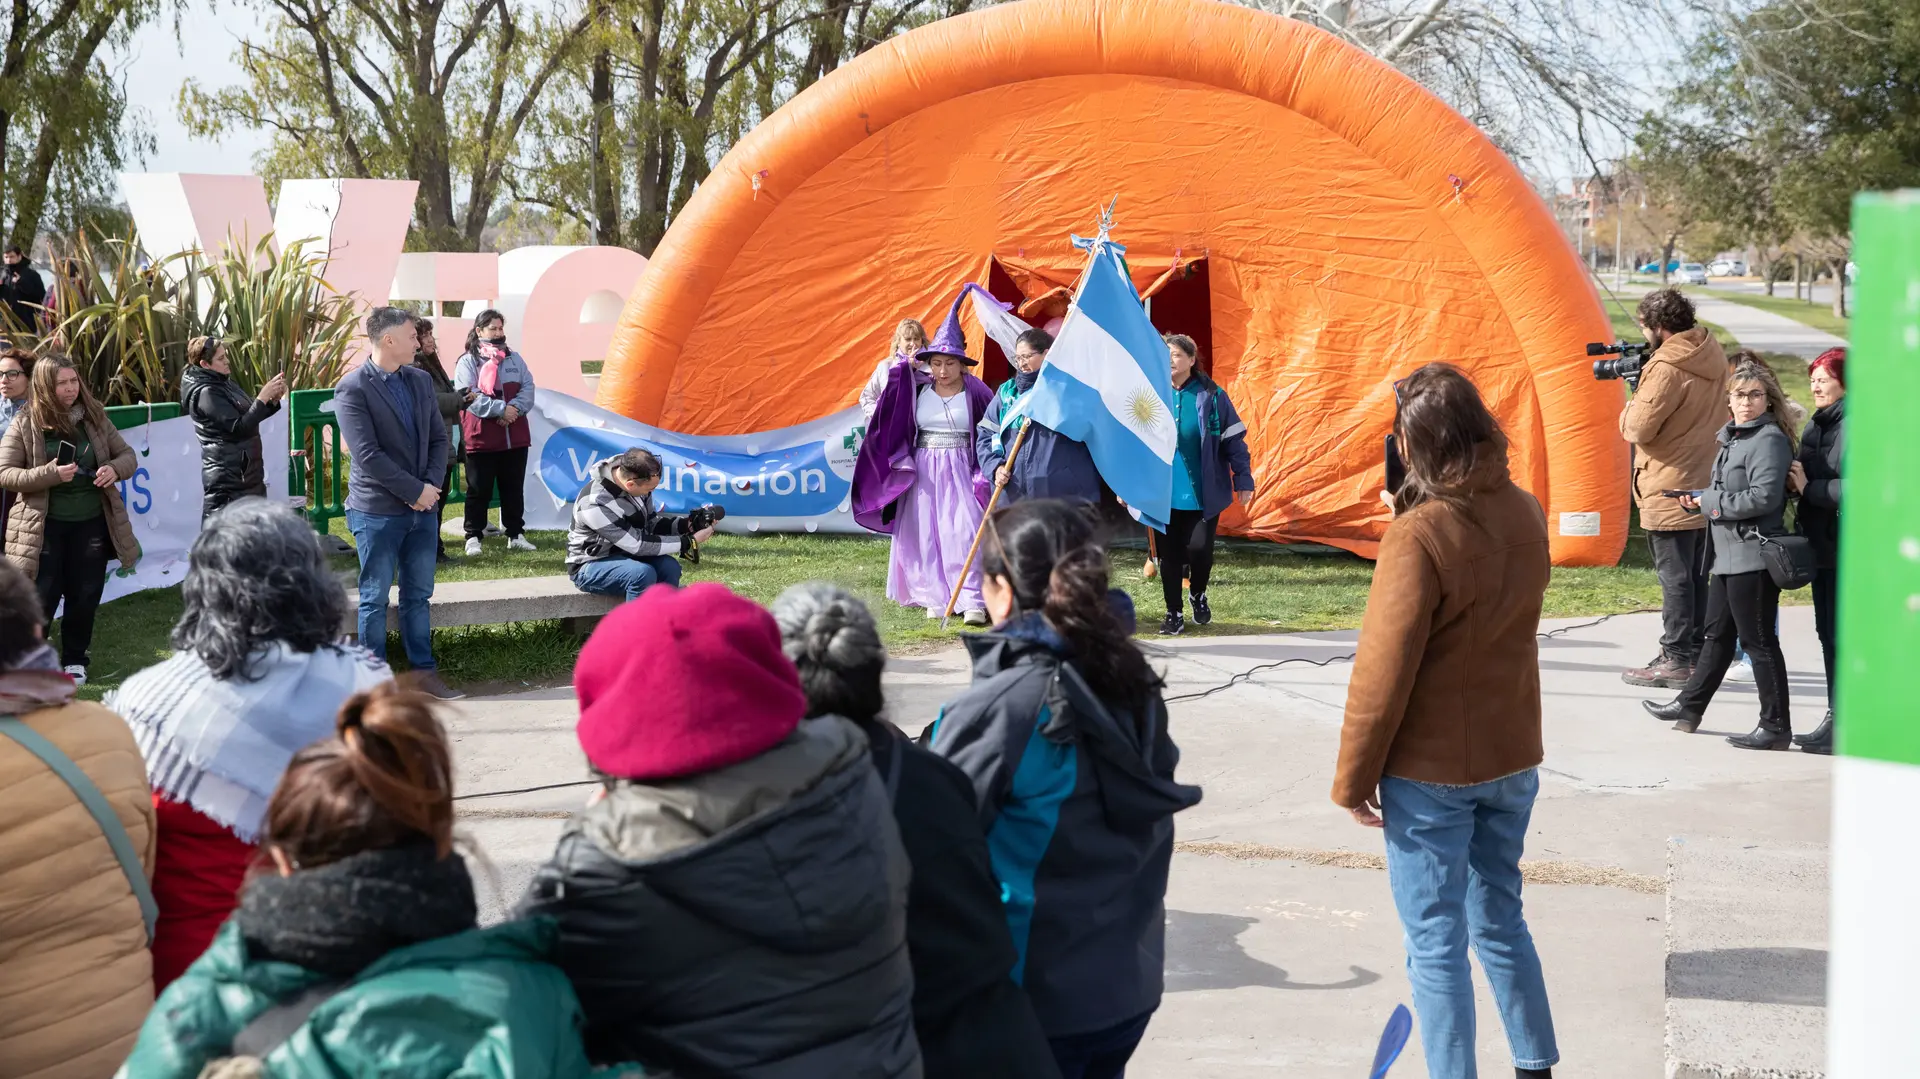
left=98, top=392, right=865, bottom=605
left=102, top=409, right=290, bottom=604
left=522, top=392, right=867, bottom=534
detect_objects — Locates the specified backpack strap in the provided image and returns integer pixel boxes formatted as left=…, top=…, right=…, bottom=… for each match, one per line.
left=0, top=715, right=158, bottom=942
left=230, top=982, right=348, bottom=1058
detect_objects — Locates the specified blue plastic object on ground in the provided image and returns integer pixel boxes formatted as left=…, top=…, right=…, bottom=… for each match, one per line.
left=1370, top=1003, right=1413, bottom=1078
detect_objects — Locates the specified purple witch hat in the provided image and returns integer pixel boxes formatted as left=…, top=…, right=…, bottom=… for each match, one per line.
left=915, top=291, right=978, bottom=366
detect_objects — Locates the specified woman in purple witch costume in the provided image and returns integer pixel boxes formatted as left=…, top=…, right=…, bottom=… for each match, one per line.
left=852, top=294, right=994, bottom=624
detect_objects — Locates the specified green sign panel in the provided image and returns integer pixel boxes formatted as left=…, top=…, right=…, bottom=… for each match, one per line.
left=1839, top=191, right=1920, bottom=766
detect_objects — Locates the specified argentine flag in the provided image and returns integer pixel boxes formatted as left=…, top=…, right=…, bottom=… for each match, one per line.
left=1009, top=233, right=1175, bottom=530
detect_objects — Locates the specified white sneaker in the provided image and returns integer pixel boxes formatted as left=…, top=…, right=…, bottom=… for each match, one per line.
left=1727, top=657, right=1755, bottom=682
left=464, top=537, right=483, bottom=557
left=507, top=535, right=536, bottom=552
left=63, top=665, right=87, bottom=686
left=962, top=609, right=989, bottom=626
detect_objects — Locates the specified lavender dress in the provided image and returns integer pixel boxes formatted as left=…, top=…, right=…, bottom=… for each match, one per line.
left=887, top=385, right=986, bottom=614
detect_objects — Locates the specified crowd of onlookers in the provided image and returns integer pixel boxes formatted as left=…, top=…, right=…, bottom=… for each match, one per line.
left=0, top=287, right=1844, bottom=1078
left=0, top=493, right=1202, bottom=1079
left=1616, top=288, right=1845, bottom=753
left=0, top=355, right=1592, bottom=1079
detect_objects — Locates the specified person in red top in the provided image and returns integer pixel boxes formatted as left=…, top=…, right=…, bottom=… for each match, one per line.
left=452, top=309, right=538, bottom=556
left=107, top=499, right=391, bottom=988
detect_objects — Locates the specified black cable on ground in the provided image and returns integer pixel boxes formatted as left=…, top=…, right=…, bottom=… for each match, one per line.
left=453, top=609, right=1662, bottom=801
left=1160, top=607, right=1659, bottom=705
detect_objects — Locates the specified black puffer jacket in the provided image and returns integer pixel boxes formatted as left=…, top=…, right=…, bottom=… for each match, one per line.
left=865, top=723, right=1058, bottom=1079
left=521, top=715, right=922, bottom=1079
left=1797, top=399, right=1843, bottom=568
left=181, top=364, right=280, bottom=514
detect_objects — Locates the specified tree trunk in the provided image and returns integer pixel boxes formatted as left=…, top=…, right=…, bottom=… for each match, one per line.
left=1829, top=259, right=1848, bottom=319
left=1660, top=236, right=1677, bottom=286
left=1793, top=253, right=1803, bottom=301
left=8, top=9, right=115, bottom=251
left=587, top=0, right=621, bottom=247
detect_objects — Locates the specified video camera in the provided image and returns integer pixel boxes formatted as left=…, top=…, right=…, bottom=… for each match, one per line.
left=675, top=504, right=726, bottom=563
left=1588, top=341, right=1654, bottom=389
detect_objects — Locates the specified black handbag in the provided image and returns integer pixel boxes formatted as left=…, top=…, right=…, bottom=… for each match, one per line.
left=1748, top=529, right=1818, bottom=590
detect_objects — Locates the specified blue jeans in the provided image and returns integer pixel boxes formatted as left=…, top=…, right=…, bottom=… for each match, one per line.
left=1380, top=770, right=1557, bottom=1078
left=346, top=508, right=438, bottom=669
left=571, top=555, right=682, bottom=601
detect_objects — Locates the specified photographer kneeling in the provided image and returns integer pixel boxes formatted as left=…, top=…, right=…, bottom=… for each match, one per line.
left=1618, top=288, right=1727, bottom=690
left=566, top=449, right=715, bottom=601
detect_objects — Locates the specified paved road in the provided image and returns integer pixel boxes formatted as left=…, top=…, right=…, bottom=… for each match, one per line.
left=447, top=609, right=1832, bottom=1077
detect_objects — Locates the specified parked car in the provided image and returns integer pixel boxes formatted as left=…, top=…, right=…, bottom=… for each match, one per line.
left=1709, top=259, right=1748, bottom=277
left=1638, top=260, right=1681, bottom=274
left=1676, top=262, right=1709, bottom=285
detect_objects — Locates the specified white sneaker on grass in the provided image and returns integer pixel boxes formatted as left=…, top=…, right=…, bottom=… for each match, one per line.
left=507, top=535, right=536, bottom=552
left=63, top=665, right=87, bottom=686
left=464, top=536, right=483, bottom=557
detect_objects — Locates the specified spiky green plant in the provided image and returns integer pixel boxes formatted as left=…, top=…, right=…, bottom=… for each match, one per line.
left=25, top=228, right=361, bottom=405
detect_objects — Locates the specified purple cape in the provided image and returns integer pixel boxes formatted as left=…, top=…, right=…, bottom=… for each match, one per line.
left=851, top=360, right=992, bottom=534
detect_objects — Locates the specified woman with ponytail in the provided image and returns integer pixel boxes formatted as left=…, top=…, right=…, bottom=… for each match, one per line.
left=925, top=499, right=1201, bottom=1079
left=121, top=682, right=606, bottom=1079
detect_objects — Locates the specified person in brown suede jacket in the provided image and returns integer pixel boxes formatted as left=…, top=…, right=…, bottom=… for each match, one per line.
left=1618, top=289, right=1728, bottom=691
left=1332, top=362, right=1558, bottom=1079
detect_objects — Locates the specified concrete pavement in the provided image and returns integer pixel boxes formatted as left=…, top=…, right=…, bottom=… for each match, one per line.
left=1688, top=295, right=1847, bottom=359
left=446, top=608, right=1833, bottom=1078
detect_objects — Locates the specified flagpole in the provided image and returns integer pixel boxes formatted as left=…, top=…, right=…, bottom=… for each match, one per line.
left=943, top=421, right=1032, bottom=628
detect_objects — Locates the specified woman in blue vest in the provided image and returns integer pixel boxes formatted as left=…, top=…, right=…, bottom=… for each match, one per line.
left=1152, top=334, right=1254, bottom=635
left=452, top=309, right=537, bottom=556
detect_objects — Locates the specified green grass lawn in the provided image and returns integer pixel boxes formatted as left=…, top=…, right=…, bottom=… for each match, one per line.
left=76, top=507, right=1672, bottom=698
left=1682, top=288, right=1851, bottom=340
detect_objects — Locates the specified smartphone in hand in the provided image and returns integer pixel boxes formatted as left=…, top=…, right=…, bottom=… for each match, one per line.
left=1659, top=489, right=1701, bottom=499
left=55, top=441, right=75, bottom=466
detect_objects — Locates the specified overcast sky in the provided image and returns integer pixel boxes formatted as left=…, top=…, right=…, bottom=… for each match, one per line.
left=122, top=1, right=271, bottom=174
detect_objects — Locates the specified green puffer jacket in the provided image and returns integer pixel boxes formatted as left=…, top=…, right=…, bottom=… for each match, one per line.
left=117, top=918, right=633, bottom=1079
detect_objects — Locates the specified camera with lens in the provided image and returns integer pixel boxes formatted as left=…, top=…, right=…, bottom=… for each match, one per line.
left=1588, top=341, right=1653, bottom=389
left=675, top=504, right=727, bottom=563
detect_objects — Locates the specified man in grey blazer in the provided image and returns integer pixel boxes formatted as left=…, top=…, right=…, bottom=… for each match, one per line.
left=335, top=305, right=460, bottom=699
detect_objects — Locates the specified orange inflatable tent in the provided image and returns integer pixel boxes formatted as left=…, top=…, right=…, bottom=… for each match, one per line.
left=599, top=0, right=1629, bottom=565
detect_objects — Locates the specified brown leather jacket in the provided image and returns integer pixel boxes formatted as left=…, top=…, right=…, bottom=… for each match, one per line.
left=1331, top=444, right=1550, bottom=808
left=1619, top=327, right=1728, bottom=532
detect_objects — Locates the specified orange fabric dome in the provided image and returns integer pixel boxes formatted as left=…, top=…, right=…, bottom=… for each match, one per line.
left=599, top=0, right=1628, bottom=565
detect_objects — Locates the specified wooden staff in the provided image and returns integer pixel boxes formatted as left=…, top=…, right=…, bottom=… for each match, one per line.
left=1144, top=531, right=1159, bottom=579
left=943, top=421, right=1033, bottom=627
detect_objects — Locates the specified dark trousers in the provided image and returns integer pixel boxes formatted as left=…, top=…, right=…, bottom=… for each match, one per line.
left=432, top=464, right=454, bottom=555
left=1812, top=565, right=1837, bottom=703
left=1048, top=1010, right=1155, bottom=1079
left=1648, top=528, right=1710, bottom=664
left=1678, top=570, right=1791, bottom=733
left=37, top=515, right=111, bottom=668
left=463, top=446, right=527, bottom=540
left=1155, top=508, right=1217, bottom=613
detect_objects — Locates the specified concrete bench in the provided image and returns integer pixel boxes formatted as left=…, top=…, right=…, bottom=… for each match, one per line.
left=342, top=575, right=620, bottom=637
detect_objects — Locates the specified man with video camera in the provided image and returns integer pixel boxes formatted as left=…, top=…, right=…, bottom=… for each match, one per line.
left=1617, top=288, right=1728, bottom=689
left=566, top=448, right=720, bottom=601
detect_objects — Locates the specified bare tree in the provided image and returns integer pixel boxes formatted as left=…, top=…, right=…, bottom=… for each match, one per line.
left=1235, top=0, right=1690, bottom=171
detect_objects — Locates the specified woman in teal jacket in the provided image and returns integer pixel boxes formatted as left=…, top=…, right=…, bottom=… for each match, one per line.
left=118, top=682, right=625, bottom=1079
